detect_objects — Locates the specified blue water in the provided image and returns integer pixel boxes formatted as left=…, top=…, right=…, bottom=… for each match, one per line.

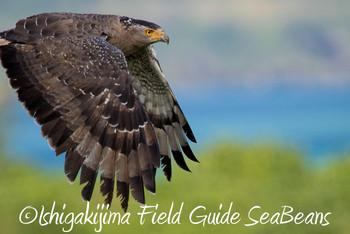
left=1, top=84, right=350, bottom=168
left=179, top=85, right=350, bottom=159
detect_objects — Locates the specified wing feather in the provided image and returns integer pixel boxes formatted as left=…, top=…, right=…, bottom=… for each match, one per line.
left=0, top=14, right=160, bottom=211
left=127, top=46, right=198, bottom=179
left=1, top=12, right=197, bottom=210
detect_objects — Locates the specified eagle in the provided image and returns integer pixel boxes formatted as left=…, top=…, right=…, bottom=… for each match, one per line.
left=0, top=12, right=198, bottom=211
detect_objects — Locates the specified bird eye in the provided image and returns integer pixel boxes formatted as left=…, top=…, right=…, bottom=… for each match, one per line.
left=145, top=29, right=153, bottom=36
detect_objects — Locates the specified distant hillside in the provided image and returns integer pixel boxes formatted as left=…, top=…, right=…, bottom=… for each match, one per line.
left=1, top=142, right=350, bottom=233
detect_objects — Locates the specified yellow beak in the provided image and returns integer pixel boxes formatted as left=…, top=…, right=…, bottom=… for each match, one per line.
left=151, top=30, right=169, bottom=44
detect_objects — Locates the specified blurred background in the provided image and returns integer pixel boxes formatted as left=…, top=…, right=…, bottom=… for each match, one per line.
left=0, top=0, right=349, bottom=233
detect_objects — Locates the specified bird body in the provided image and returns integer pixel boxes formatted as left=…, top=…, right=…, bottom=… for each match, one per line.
left=0, top=12, right=197, bottom=211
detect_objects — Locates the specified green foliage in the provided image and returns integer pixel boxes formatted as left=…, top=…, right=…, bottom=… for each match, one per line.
left=0, top=142, right=349, bottom=233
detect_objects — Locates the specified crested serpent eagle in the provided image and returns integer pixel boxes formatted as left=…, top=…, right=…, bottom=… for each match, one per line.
left=0, top=12, right=198, bottom=211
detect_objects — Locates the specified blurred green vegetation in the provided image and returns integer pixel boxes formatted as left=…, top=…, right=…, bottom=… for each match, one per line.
left=0, top=142, right=349, bottom=233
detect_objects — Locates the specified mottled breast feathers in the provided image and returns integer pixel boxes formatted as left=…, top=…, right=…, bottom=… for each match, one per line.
left=0, top=12, right=197, bottom=211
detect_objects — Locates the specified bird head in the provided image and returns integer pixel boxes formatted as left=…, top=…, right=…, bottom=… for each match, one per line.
left=119, top=16, right=169, bottom=46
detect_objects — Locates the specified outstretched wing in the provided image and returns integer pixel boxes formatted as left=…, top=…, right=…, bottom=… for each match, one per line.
left=0, top=14, right=160, bottom=211
left=126, top=46, right=198, bottom=181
